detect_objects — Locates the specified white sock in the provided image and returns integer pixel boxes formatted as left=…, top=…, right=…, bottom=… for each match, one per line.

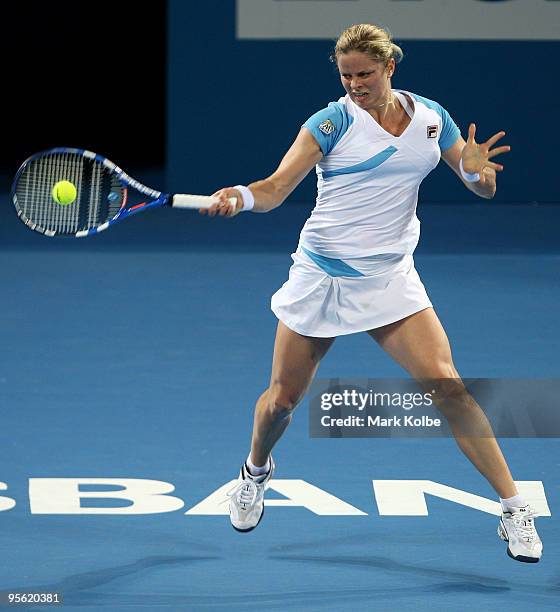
left=500, top=494, right=527, bottom=512
left=246, top=454, right=270, bottom=476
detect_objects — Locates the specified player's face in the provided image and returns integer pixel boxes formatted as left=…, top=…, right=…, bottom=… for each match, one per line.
left=337, top=52, right=394, bottom=110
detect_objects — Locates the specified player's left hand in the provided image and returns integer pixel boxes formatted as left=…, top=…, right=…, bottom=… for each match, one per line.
left=461, top=123, right=511, bottom=174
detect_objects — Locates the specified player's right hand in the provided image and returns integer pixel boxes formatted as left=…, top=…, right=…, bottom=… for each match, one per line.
left=201, top=188, right=242, bottom=217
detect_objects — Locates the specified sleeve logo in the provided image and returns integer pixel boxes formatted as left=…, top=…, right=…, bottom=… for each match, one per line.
left=319, top=119, right=336, bottom=135
left=427, top=125, right=438, bottom=139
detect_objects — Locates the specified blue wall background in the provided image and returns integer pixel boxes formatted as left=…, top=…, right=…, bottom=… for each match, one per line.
left=167, top=0, right=559, bottom=205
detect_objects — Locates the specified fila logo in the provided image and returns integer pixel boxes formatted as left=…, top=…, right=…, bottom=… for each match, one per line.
left=319, top=119, right=336, bottom=135
left=427, top=125, right=438, bottom=138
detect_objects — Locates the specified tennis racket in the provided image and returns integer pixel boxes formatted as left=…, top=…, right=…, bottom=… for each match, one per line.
left=11, top=147, right=236, bottom=237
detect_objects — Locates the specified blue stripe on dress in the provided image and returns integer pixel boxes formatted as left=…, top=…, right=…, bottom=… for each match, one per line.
left=322, top=146, right=397, bottom=178
left=302, top=247, right=364, bottom=277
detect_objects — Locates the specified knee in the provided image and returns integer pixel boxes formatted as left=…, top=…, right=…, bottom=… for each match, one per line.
left=415, top=358, right=458, bottom=382
left=266, top=384, right=302, bottom=419
left=415, top=361, right=465, bottom=407
left=431, top=376, right=467, bottom=404
left=426, top=374, right=477, bottom=422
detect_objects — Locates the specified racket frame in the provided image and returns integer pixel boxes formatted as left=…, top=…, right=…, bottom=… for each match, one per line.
left=11, top=147, right=231, bottom=237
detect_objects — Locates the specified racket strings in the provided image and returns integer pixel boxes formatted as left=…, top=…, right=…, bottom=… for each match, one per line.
left=14, top=153, right=124, bottom=235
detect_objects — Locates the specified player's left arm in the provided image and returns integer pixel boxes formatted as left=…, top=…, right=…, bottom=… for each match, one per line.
left=441, top=123, right=510, bottom=200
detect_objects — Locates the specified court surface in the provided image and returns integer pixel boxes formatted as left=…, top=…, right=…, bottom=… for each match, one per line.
left=0, top=197, right=558, bottom=611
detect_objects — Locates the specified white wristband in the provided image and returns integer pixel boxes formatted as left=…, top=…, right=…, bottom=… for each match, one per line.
left=459, top=158, right=480, bottom=183
left=233, top=185, right=255, bottom=211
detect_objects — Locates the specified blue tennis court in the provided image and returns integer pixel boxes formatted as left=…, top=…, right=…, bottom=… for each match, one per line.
left=0, top=199, right=558, bottom=611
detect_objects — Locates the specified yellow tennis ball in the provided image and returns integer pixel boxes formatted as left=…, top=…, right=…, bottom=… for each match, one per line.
left=52, top=180, right=77, bottom=205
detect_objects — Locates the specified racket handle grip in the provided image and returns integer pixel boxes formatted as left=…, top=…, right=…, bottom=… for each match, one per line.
left=172, top=194, right=237, bottom=210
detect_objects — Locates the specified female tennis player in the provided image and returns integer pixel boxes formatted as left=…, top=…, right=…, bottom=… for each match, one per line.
left=206, top=24, right=542, bottom=562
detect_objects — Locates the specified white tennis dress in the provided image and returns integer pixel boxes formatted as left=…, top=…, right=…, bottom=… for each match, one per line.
left=271, top=90, right=461, bottom=337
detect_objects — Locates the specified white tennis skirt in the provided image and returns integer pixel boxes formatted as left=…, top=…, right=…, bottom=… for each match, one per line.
left=270, top=246, right=432, bottom=338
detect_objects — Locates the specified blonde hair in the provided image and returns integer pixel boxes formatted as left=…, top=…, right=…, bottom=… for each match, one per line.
left=332, top=24, right=404, bottom=66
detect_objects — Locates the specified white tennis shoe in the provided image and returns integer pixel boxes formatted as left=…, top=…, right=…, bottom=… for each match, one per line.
left=498, top=505, right=543, bottom=563
left=228, top=457, right=275, bottom=532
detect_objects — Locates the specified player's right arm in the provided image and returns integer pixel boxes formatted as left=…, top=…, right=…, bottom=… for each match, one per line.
left=206, top=127, right=322, bottom=216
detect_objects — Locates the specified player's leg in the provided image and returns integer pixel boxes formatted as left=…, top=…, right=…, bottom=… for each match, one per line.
left=250, top=321, right=335, bottom=467
left=367, top=307, right=542, bottom=562
left=368, top=308, right=515, bottom=494
left=229, top=321, right=335, bottom=532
